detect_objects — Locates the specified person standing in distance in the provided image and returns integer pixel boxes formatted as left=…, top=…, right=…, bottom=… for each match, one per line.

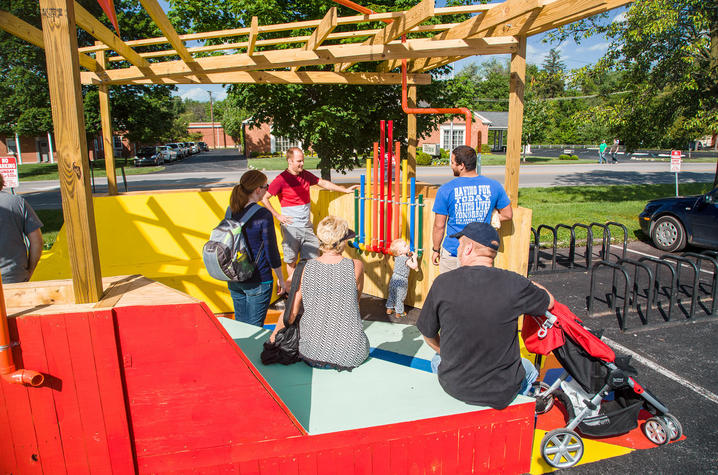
left=262, top=147, right=358, bottom=275
left=0, top=174, right=44, bottom=283
left=431, top=145, right=512, bottom=273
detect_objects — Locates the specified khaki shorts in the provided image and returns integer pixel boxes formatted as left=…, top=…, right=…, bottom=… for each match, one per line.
left=281, top=225, right=320, bottom=264
left=439, top=247, right=460, bottom=274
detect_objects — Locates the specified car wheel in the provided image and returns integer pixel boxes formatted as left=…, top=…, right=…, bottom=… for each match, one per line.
left=651, top=215, right=686, bottom=252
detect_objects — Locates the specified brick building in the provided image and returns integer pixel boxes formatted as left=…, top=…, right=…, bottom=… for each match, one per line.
left=417, top=111, right=508, bottom=152
left=242, top=119, right=301, bottom=157
left=187, top=122, right=238, bottom=149
left=1, top=132, right=133, bottom=163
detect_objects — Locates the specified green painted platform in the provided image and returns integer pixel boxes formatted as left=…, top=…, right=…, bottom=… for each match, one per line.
left=221, top=319, right=532, bottom=435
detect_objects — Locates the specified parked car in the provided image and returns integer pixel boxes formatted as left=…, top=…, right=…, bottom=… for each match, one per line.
left=159, top=145, right=178, bottom=162
left=134, top=146, right=168, bottom=166
left=189, top=142, right=199, bottom=154
left=638, top=187, right=718, bottom=252
left=166, top=143, right=185, bottom=159
left=198, top=141, right=209, bottom=152
left=182, top=142, right=193, bottom=155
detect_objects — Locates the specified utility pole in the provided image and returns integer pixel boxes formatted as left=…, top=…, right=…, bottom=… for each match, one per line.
left=209, top=91, right=215, bottom=150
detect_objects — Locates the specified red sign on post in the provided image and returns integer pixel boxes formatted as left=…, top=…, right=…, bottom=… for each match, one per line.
left=0, top=156, right=19, bottom=188
left=670, top=150, right=682, bottom=172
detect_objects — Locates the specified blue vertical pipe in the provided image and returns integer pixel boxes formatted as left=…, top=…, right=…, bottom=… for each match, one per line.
left=359, top=174, right=365, bottom=244
left=409, top=177, right=416, bottom=252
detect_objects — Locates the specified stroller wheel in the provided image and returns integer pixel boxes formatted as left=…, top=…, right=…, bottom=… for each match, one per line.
left=643, top=417, right=670, bottom=445
left=530, top=382, right=554, bottom=414
left=541, top=429, right=584, bottom=469
left=661, top=413, right=683, bottom=441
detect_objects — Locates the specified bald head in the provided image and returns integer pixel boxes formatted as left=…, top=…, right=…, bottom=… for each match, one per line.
left=457, top=236, right=497, bottom=267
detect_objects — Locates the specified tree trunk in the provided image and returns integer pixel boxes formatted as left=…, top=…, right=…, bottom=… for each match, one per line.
left=319, top=155, right=332, bottom=180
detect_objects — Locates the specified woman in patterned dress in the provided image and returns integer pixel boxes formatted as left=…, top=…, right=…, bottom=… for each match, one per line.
left=270, top=215, right=369, bottom=370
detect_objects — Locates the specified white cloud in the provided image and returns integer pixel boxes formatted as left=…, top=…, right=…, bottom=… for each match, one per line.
left=612, top=11, right=627, bottom=23
left=179, top=87, right=227, bottom=102
left=587, top=42, right=610, bottom=52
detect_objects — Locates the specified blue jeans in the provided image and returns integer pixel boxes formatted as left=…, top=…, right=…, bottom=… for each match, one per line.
left=228, top=280, right=273, bottom=327
left=430, top=354, right=539, bottom=396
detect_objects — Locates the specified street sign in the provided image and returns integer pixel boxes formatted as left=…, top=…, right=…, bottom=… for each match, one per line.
left=670, top=150, right=682, bottom=172
left=0, top=156, right=19, bottom=188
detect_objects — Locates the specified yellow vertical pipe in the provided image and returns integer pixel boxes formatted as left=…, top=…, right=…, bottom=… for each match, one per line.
left=401, top=159, right=408, bottom=239
left=366, top=158, right=371, bottom=250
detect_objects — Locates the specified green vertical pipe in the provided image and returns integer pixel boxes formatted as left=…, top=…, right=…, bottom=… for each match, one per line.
left=417, top=194, right=424, bottom=257
left=353, top=189, right=359, bottom=248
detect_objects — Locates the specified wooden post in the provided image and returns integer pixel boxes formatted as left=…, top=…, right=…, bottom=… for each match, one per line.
left=96, top=44, right=118, bottom=195
left=407, top=84, right=417, bottom=178
left=504, top=36, right=526, bottom=208
left=39, top=0, right=103, bottom=303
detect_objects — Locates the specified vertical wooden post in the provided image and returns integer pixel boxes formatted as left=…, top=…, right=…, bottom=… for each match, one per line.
left=39, top=0, right=103, bottom=302
left=505, top=36, right=526, bottom=208
left=407, top=85, right=417, bottom=178
left=96, top=44, right=118, bottom=195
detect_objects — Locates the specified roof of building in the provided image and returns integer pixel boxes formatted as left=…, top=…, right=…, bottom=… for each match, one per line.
left=474, top=111, right=509, bottom=130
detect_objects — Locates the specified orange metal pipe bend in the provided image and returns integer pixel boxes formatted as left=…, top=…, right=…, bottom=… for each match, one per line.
left=330, top=0, right=392, bottom=23
left=0, top=275, right=44, bottom=387
left=401, top=58, right=473, bottom=147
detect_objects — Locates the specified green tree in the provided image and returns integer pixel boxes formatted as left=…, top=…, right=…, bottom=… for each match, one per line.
left=535, top=48, right=566, bottom=98
left=221, top=106, right=246, bottom=146
left=169, top=0, right=472, bottom=178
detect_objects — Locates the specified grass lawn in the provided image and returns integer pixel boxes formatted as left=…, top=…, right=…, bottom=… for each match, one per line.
left=36, top=182, right=715, bottom=250
left=247, top=156, right=320, bottom=170
left=18, top=162, right=164, bottom=181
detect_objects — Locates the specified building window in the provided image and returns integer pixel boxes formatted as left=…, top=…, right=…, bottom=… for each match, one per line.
left=113, top=135, right=123, bottom=150
left=272, top=135, right=302, bottom=154
left=440, top=125, right=465, bottom=151
left=6, top=139, right=18, bottom=155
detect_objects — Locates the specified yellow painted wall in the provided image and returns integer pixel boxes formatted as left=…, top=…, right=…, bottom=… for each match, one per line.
left=33, top=186, right=532, bottom=312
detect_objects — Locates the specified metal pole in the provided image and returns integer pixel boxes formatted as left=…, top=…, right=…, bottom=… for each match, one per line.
left=47, top=131, right=55, bottom=163
left=14, top=133, right=22, bottom=165
left=209, top=91, right=215, bottom=149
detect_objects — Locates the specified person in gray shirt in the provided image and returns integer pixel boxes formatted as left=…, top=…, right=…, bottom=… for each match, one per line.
left=0, top=174, right=43, bottom=283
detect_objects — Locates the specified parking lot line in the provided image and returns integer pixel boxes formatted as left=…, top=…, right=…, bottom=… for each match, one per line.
left=601, top=336, right=718, bottom=405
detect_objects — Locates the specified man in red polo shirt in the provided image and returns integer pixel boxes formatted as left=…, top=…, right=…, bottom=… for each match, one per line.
left=262, top=147, right=358, bottom=273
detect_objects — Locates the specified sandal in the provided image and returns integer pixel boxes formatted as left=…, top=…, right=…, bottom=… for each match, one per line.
left=396, top=312, right=407, bottom=318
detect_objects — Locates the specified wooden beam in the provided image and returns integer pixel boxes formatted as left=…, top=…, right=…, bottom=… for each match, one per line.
left=39, top=0, right=103, bottom=302
left=73, top=1, right=150, bottom=68
left=95, top=46, right=117, bottom=195
left=137, top=0, right=193, bottom=64
left=526, top=0, right=631, bottom=36
left=0, top=10, right=98, bottom=71
left=383, top=0, right=541, bottom=72
left=247, top=16, right=258, bottom=55
left=81, top=36, right=518, bottom=83
left=504, top=36, right=526, bottom=208
left=338, top=0, right=434, bottom=71
left=305, top=7, right=337, bottom=50
left=82, top=70, right=433, bottom=86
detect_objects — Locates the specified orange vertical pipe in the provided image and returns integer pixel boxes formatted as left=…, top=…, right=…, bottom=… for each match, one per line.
left=0, top=274, right=44, bottom=386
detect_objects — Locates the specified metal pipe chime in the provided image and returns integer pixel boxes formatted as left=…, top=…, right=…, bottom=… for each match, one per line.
left=350, top=120, right=424, bottom=256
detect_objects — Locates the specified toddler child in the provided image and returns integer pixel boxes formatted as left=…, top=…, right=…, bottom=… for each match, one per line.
left=386, top=238, right=419, bottom=318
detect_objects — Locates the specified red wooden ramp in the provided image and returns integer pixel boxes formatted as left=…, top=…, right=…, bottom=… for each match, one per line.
left=1, top=276, right=535, bottom=473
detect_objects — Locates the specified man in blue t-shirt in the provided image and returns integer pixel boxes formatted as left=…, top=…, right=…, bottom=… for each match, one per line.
left=432, top=145, right=512, bottom=273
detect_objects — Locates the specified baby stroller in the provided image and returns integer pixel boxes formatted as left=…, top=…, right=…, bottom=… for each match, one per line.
left=523, top=301, right=682, bottom=469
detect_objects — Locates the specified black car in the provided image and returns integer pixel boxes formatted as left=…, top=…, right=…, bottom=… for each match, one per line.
left=134, top=146, right=168, bottom=166
left=198, top=141, right=209, bottom=152
left=639, top=187, right=718, bottom=252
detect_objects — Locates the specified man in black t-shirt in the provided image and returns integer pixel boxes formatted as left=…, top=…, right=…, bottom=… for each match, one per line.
left=417, top=222, right=554, bottom=409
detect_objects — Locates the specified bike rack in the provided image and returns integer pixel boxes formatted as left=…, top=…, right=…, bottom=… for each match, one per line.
left=529, top=227, right=538, bottom=276
left=605, top=221, right=628, bottom=261
left=571, top=223, right=594, bottom=269
left=616, top=258, right=654, bottom=325
left=534, top=224, right=558, bottom=272
left=661, top=254, right=699, bottom=319
left=683, top=252, right=718, bottom=316
left=555, top=224, right=576, bottom=269
left=638, top=256, right=677, bottom=322
left=589, top=222, right=611, bottom=261
left=589, top=260, right=631, bottom=330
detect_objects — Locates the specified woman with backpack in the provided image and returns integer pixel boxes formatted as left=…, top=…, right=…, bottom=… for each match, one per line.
left=228, top=170, right=285, bottom=326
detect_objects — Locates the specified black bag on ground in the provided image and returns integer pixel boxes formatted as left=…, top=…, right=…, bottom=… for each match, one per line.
left=202, top=204, right=264, bottom=282
left=261, top=260, right=306, bottom=365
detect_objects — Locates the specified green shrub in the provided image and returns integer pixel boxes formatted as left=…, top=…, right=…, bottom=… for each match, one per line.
left=250, top=151, right=260, bottom=158
left=571, top=154, right=579, bottom=160
left=480, top=144, right=491, bottom=154
left=440, top=148, right=450, bottom=160
left=559, top=154, right=570, bottom=160
left=416, top=151, right=433, bottom=166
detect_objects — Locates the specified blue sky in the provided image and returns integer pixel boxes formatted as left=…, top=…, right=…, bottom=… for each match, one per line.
left=170, top=2, right=628, bottom=103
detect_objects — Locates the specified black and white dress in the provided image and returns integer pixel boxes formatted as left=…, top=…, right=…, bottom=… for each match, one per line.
left=298, top=258, right=370, bottom=370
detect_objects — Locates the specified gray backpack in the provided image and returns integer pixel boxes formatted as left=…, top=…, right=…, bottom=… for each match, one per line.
left=202, top=204, right=264, bottom=282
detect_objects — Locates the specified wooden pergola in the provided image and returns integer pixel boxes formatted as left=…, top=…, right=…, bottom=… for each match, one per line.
left=0, top=0, right=630, bottom=303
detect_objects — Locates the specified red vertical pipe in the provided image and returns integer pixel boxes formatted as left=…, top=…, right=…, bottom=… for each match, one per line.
left=379, top=121, right=385, bottom=251
left=394, top=141, right=401, bottom=239
left=373, top=142, right=378, bottom=252
left=387, top=120, right=393, bottom=248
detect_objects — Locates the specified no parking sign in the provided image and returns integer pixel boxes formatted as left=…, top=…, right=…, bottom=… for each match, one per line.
left=670, top=150, right=682, bottom=172
left=0, top=156, right=19, bottom=189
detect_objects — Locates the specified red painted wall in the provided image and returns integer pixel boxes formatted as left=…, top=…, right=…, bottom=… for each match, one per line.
left=188, top=122, right=239, bottom=149
left=1, top=302, right=535, bottom=474
left=244, top=122, right=272, bottom=156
